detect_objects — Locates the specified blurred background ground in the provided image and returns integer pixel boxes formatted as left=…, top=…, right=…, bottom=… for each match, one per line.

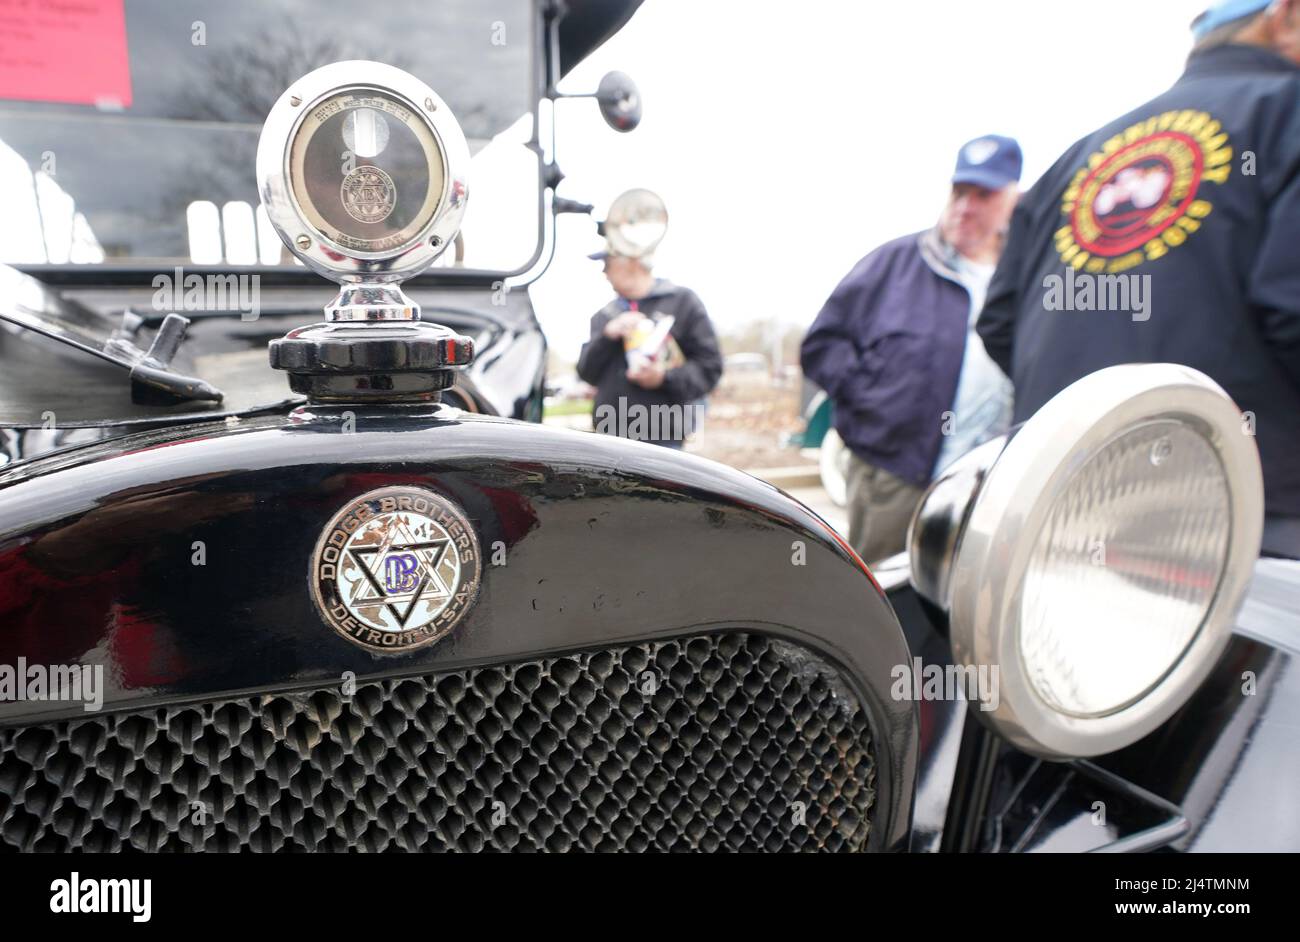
left=543, top=376, right=809, bottom=469
left=683, top=379, right=810, bottom=470
left=547, top=318, right=811, bottom=464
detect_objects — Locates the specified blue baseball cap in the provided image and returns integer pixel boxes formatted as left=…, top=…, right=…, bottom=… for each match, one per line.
left=952, top=135, right=1023, bottom=190
left=1192, top=0, right=1273, bottom=39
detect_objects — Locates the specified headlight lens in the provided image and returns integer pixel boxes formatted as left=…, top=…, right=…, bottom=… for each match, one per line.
left=1019, top=419, right=1231, bottom=717
left=910, top=364, right=1263, bottom=759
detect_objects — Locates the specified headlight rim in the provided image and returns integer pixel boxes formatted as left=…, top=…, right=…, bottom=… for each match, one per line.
left=947, top=364, right=1262, bottom=760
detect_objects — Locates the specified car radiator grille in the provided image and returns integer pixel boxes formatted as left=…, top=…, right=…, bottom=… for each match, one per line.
left=0, top=632, right=876, bottom=852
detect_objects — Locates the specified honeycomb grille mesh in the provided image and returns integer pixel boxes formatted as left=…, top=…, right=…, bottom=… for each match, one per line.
left=0, top=633, right=876, bottom=852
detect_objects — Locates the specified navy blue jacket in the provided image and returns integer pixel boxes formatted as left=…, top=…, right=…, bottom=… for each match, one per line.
left=801, top=230, right=970, bottom=486
left=979, top=44, right=1300, bottom=517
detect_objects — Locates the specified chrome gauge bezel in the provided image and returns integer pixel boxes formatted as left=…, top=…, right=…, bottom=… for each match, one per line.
left=256, top=60, right=469, bottom=284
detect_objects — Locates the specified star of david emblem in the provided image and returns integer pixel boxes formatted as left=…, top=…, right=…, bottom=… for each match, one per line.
left=346, top=516, right=453, bottom=627
left=311, top=486, right=482, bottom=654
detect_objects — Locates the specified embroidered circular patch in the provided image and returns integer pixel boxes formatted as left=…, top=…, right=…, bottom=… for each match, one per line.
left=1056, top=109, right=1232, bottom=274
left=310, top=486, right=481, bottom=654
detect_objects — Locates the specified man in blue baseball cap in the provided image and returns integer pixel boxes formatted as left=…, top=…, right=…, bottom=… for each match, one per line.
left=801, top=134, right=1022, bottom=564
left=978, top=0, right=1300, bottom=555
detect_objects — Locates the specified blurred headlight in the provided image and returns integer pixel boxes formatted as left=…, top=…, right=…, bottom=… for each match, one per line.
left=909, top=364, right=1263, bottom=759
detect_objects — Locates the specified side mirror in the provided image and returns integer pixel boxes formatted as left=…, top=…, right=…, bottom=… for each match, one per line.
left=594, top=71, right=642, bottom=132
left=554, top=70, right=643, bottom=133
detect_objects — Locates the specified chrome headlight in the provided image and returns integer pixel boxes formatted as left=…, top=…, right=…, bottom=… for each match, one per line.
left=909, top=364, right=1263, bottom=759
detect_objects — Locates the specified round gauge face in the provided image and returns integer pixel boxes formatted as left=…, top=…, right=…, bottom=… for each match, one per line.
left=288, top=88, right=446, bottom=255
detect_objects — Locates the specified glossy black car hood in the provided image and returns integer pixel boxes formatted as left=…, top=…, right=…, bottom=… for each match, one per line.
left=0, top=405, right=918, bottom=849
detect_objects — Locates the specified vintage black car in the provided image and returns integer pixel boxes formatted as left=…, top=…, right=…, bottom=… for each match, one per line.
left=0, top=0, right=1297, bottom=855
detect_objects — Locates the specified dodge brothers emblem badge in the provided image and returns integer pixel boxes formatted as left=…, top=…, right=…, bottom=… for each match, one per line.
left=311, top=486, right=481, bottom=653
left=340, top=165, right=397, bottom=224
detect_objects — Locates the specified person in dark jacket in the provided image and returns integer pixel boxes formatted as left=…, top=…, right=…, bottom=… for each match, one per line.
left=577, top=250, right=722, bottom=448
left=977, top=0, right=1300, bottom=553
left=801, top=135, right=1022, bottom=563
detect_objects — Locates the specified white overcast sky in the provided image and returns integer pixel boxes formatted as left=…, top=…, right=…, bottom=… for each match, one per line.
left=530, top=0, right=1210, bottom=360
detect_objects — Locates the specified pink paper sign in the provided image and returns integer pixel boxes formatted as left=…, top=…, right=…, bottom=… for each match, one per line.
left=0, top=0, right=132, bottom=108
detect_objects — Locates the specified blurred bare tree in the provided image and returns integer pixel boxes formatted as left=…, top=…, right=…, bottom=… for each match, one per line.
left=163, top=21, right=416, bottom=124
left=160, top=19, right=490, bottom=137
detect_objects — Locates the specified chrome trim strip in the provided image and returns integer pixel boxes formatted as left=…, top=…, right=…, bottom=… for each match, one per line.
left=1233, top=557, right=1300, bottom=658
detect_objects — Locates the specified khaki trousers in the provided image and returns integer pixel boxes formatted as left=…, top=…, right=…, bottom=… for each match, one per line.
left=846, top=452, right=926, bottom=566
